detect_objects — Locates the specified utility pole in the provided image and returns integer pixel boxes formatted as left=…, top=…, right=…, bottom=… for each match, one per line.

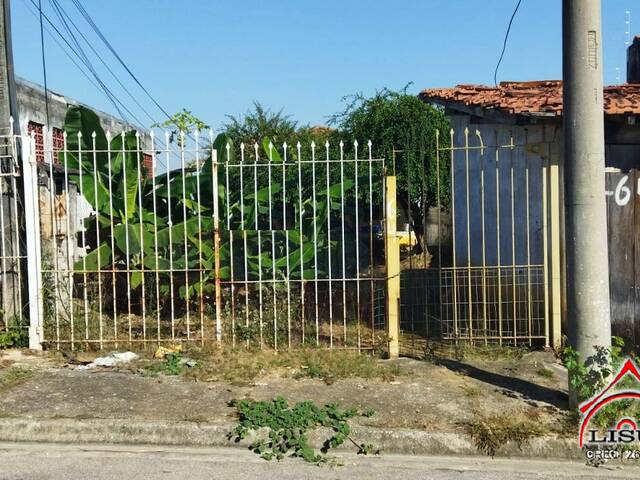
left=0, top=0, right=18, bottom=135
left=562, top=0, right=611, bottom=371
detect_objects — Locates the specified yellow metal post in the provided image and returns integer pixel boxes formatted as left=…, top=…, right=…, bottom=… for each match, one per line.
left=549, top=157, right=563, bottom=350
left=385, top=175, right=400, bottom=358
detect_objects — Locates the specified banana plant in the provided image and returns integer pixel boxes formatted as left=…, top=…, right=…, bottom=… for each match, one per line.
left=61, top=106, right=359, bottom=306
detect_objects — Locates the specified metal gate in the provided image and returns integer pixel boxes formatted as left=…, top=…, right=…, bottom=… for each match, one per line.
left=18, top=122, right=390, bottom=351
left=400, top=127, right=555, bottom=347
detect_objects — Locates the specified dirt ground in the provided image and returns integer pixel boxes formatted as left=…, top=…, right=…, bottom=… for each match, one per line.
left=0, top=345, right=571, bottom=438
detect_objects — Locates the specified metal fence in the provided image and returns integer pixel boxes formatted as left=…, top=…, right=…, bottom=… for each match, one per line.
left=3, top=120, right=559, bottom=353
left=19, top=126, right=388, bottom=351
left=0, top=129, right=26, bottom=333
left=400, top=128, right=551, bottom=347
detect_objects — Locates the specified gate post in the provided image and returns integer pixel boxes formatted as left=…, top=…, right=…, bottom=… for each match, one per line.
left=549, top=154, right=563, bottom=350
left=212, top=148, right=222, bottom=345
left=22, top=135, right=44, bottom=350
left=385, top=175, right=400, bottom=358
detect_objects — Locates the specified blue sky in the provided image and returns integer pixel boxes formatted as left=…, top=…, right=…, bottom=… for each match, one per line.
left=11, top=0, right=634, bottom=130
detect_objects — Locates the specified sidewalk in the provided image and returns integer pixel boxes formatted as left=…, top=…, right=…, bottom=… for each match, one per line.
left=0, top=346, right=578, bottom=458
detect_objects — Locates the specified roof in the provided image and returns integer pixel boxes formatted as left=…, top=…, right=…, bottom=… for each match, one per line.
left=419, top=80, right=640, bottom=117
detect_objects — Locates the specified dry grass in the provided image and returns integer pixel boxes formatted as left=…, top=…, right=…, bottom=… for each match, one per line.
left=536, top=367, right=555, bottom=379
left=460, top=384, right=482, bottom=398
left=424, top=340, right=530, bottom=362
left=0, top=366, right=33, bottom=393
left=462, top=412, right=545, bottom=457
left=155, top=347, right=406, bottom=385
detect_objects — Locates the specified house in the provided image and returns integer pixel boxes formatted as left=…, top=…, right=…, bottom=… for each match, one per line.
left=15, top=76, right=152, bottom=170
left=418, top=37, right=640, bottom=349
left=14, top=78, right=156, bottom=306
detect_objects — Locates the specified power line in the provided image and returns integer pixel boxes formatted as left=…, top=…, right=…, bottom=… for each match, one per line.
left=37, top=0, right=50, bottom=126
left=46, top=0, right=159, bottom=127
left=68, top=0, right=199, bottom=147
left=69, top=0, right=173, bottom=122
left=22, top=1, right=97, bottom=90
left=46, top=0, right=129, bottom=122
left=22, top=0, right=124, bottom=118
left=493, top=0, right=523, bottom=87
left=20, top=0, right=169, bottom=170
left=48, top=0, right=170, bottom=140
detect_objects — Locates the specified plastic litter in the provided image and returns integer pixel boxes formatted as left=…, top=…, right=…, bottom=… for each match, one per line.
left=76, top=351, right=139, bottom=370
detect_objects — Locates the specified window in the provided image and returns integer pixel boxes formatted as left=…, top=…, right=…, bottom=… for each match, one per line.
left=52, top=128, right=64, bottom=164
left=143, top=153, right=153, bottom=177
left=27, top=121, right=44, bottom=163
left=26, top=122, right=64, bottom=164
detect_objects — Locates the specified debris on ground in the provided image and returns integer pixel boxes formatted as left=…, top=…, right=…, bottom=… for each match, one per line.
left=76, top=351, right=139, bottom=370
left=153, top=345, right=183, bottom=359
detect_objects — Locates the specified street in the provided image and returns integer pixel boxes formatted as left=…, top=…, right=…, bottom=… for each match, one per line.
left=1, top=442, right=639, bottom=480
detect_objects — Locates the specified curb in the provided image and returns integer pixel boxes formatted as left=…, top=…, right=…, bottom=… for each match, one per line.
left=0, top=418, right=581, bottom=459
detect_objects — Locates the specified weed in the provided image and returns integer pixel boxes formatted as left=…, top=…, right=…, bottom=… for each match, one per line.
left=0, top=322, right=28, bottom=349
left=161, top=352, right=184, bottom=376
left=562, top=336, right=640, bottom=429
left=141, top=352, right=199, bottom=377
left=463, top=414, right=544, bottom=457
left=536, top=367, right=554, bottom=379
left=460, top=384, right=482, bottom=398
left=228, top=396, right=378, bottom=463
left=0, top=367, right=33, bottom=392
left=290, top=351, right=403, bottom=384
left=182, top=348, right=404, bottom=385
left=425, top=341, right=528, bottom=362
left=362, top=408, right=376, bottom=418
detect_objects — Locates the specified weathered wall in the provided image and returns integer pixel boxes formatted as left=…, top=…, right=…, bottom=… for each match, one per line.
left=15, top=77, right=142, bottom=135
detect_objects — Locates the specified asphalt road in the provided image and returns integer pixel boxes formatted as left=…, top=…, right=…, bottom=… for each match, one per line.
left=1, top=442, right=639, bottom=480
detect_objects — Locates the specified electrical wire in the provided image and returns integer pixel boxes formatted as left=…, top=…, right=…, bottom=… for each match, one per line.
left=47, top=0, right=159, bottom=126
left=24, top=0, right=129, bottom=121
left=46, top=0, right=129, bottom=123
left=37, top=0, right=50, bottom=126
left=494, top=0, right=523, bottom=87
left=68, top=0, right=198, bottom=147
left=69, top=0, right=173, bottom=122
left=20, top=0, right=169, bottom=170
left=22, top=0, right=113, bottom=107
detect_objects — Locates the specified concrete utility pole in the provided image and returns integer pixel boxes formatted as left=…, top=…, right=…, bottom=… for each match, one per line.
left=562, top=0, right=611, bottom=367
left=0, top=0, right=18, bottom=135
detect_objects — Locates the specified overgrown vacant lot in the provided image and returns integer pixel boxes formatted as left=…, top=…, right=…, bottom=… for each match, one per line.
left=0, top=345, right=572, bottom=443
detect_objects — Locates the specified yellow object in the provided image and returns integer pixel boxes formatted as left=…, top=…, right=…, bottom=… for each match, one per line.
left=396, top=230, right=417, bottom=247
left=549, top=156, right=563, bottom=350
left=153, top=344, right=182, bottom=359
left=385, top=176, right=400, bottom=359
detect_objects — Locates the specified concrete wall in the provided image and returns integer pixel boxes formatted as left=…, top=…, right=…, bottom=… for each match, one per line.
left=15, top=77, right=140, bottom=135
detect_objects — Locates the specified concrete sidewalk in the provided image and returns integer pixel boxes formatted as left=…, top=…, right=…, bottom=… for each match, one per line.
left=0, top=348, right=579, bottom=459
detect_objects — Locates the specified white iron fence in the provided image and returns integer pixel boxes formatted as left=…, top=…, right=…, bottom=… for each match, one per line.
left=17, top=125, right=389, bottom=351
left=0, top=121, right=563, bottom=354
left=0, top=131, right=26, bottom=337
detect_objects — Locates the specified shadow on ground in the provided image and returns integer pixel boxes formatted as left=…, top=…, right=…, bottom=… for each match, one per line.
left=432, top=357, right=568, bottom=410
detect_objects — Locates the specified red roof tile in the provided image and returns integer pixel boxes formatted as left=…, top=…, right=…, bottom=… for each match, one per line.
left=420, top=81, right=640, bottom=116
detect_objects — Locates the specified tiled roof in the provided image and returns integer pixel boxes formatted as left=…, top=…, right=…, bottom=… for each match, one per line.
left=419, top=81, right=640, bottom=116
